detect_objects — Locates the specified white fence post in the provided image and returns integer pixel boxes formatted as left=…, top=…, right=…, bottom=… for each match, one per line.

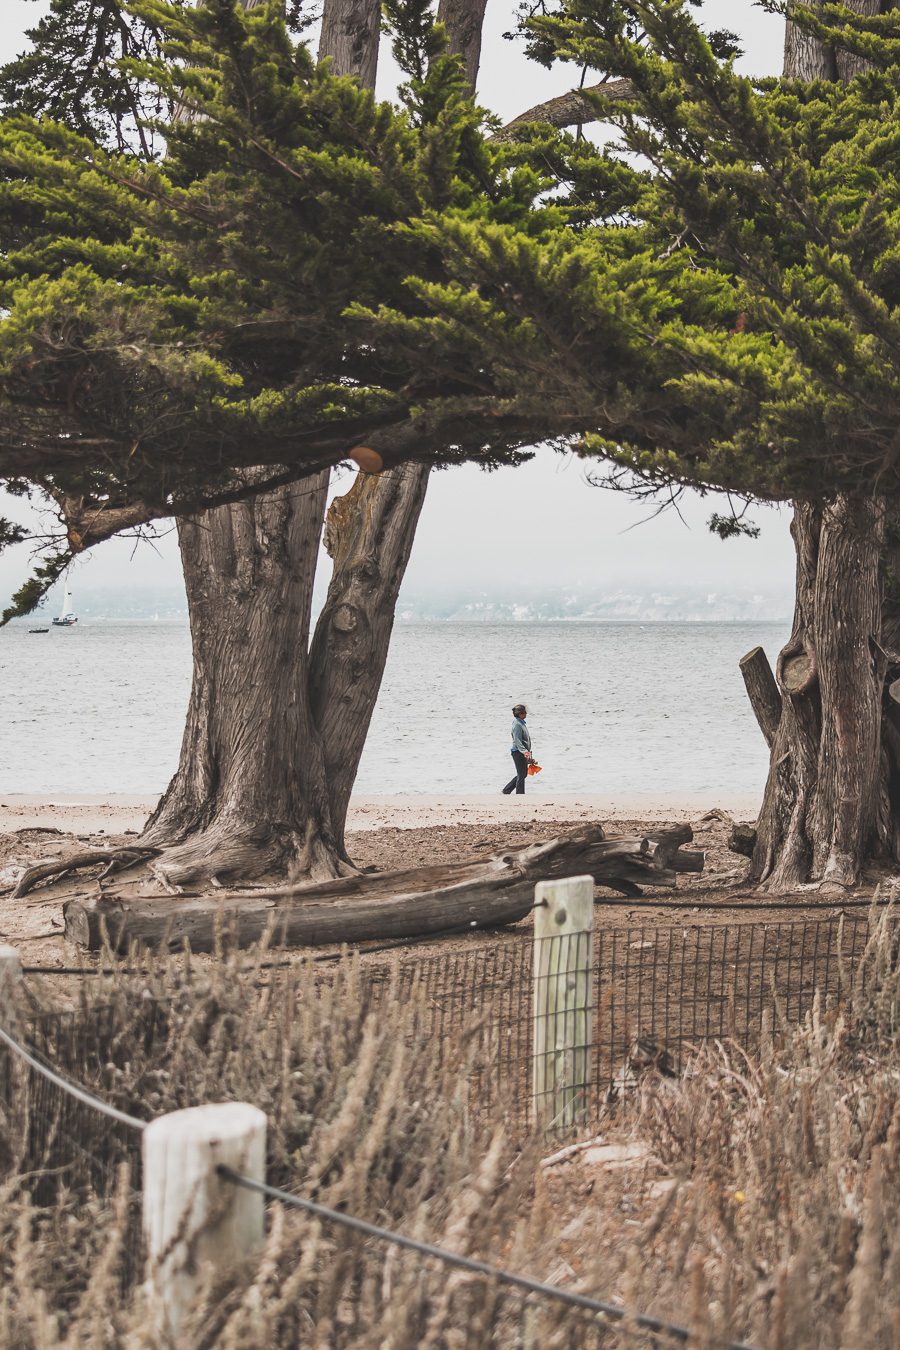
left=0, top=945, right=22, bottom=1026
left=533, top=876, right=594, bottom=1128
left=143, top=1102, right=267, bottom=1341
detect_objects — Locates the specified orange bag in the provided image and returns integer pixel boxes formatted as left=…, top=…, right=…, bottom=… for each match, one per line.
left=527, top=761, right=542, bottom=776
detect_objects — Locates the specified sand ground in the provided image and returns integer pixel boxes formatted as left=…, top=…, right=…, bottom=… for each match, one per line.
left=0, top=790, right=765, bottom=835
left=0, top=791, right=883, bottom=970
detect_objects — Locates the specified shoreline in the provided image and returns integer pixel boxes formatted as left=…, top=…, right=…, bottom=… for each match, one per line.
left=0, top=790, right=761, bottom=836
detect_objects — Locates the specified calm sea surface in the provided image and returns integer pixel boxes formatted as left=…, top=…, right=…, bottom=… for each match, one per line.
left=0, top=621, right=789, bottom=797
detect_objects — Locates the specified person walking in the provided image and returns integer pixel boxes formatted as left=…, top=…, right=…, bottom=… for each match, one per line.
left=502, top=703, right=532, bottom=795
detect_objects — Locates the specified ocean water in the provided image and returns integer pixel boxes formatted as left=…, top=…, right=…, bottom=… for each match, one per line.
left=0, top=620, right=788, bottom=798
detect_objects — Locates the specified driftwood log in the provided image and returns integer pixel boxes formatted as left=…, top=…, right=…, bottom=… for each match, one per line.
left=64, top=824, right=704, bottom=953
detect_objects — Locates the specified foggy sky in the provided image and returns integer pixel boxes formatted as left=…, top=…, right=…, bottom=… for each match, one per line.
left=0, top=0, right=796, bottom=607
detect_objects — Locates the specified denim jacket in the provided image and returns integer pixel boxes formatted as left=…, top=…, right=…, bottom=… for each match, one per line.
left=511, top=717, right=531, bottom=756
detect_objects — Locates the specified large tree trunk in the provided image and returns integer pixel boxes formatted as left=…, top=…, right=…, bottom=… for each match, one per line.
left=834, top=0, right=884, bottom=81
left=783, top=0, right=837, bottom=79
left=748, top=497, right=892, bottom=892
left=318, top=0, right=380, bottom=84
left=141, top=480, right=355, bottom=887
left=310, top=464, right=430, bottom=854
left=437, top=0, right=488, bottom=89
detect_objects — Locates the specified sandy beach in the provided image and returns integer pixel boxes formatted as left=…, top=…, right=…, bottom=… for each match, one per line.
left=0, top=790, right=764, bottom=837
left=5, top=789, right=872, bottom=982
left=0, top=789, right=783, bottom=970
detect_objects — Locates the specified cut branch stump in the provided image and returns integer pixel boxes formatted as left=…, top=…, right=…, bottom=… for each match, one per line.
left=730, top=823, right=758, bottom=857
left=64, top=825, right=704, bottom=953
left=739, top=647, right=781, bottom=747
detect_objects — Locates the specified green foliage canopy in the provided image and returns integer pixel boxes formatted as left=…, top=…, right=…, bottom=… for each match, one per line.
left=363, top=0, right=900, bottom=507
left=0, top=0, right=564, bottom=585
left=5, top=0, right=900, bottom=617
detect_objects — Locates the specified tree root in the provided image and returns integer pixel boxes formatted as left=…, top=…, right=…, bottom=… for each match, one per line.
left=140, top=817, right=358, bottom=893
left=292, top=819, right=358, bottom=882
left=11, top=847, right=160, bottom=899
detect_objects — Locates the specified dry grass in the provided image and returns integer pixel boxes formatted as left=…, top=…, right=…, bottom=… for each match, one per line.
left=2, top=918, right=900, bottom=1347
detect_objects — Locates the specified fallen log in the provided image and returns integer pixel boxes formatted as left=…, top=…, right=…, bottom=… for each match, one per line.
left=64, top=824, right=704, bottom=953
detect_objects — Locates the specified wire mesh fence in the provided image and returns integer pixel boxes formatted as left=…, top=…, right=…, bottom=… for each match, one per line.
left=0, top=999, right=160, bottom=1289
left=356, top=912, right=875, bottom=1126
left=0, top=909, right=883, bottom=1308
left=0, top=989, right=735, bottom=1344
left=7, top=916, right=878, bottom=1140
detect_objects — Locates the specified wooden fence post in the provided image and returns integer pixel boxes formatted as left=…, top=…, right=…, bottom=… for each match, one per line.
left=0, top=945, right=22, bottom=1026
left=143, top=1102, right=267, bottom=1342
left=533, top=875, right=594, bottom=1128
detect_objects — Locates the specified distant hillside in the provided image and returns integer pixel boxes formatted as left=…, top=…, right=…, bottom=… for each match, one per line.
left=394, top=584, right=792, bottom=623
left=14, top=581, right=792, bottom=624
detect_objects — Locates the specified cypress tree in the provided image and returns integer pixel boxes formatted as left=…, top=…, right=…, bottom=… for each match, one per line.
left=383, top=0, right=900, bottom=890
left=1, top=0, right=514, bottom=884
left=7, top=0, right=900, bottom=889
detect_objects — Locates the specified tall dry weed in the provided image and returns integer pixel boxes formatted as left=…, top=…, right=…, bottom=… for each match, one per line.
left=4, top=913, right=900, bottom=1345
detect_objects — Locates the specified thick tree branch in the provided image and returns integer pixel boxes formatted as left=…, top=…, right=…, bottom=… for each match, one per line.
left=496, top=76, right=633, bottom=138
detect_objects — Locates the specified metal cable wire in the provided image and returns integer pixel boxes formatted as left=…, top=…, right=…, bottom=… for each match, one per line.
left=0, top=1023, right=147, bottom=1131
left=218, top=1166, right=758, bottom=1350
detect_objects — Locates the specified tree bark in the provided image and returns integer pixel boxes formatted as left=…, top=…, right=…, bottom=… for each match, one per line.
left=749, top=497, right=889, bottom=892
left=64, top=825, right=704, bottom=951
left=309, top=465, right=430, bottom=854
left=783, top=1, right=837, bottom=80
left=318, top=0, right=380, bottom=84
left=437, top=0, right=488, bottom=90
left=739, top=646, right=781, bottom=749
left=834, top=0, right=883, bottom=82
left=141, top=478, right=354, bottom=886
left=496, top=77, right=633, bottom=138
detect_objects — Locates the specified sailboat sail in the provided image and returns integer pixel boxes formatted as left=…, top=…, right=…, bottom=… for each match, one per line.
left=53, top=583, right=77, bottom=625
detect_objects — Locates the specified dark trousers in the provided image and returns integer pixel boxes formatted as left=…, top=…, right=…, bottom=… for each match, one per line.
left=503, top=750, right=529, bottom=795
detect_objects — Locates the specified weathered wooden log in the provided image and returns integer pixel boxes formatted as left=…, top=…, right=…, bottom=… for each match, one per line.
left=739, top=647, right=782, bottom=747
left=64, top=825, right=703, bottom=953
left=646, top=830, right=705, bottom=873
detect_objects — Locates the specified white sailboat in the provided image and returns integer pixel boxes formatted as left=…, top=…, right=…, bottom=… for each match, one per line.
left=52, top=583, right=78, bottom=627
